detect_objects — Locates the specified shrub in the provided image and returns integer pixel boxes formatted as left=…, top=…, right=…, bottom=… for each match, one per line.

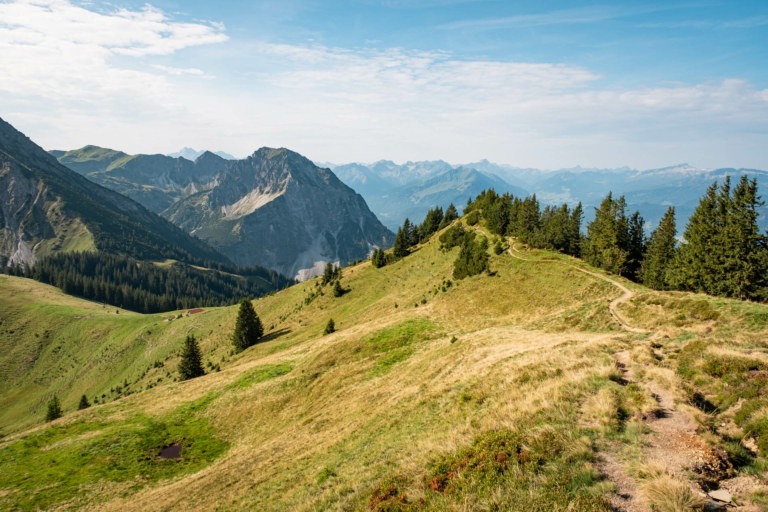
left=324, top=318, right=336, bottom=335
left=439, top=224, right=466, bottom=250
left=77, top=395, right=91, bottom=411
left=45, top=396, right=63, bottom=422
left=466, top=210, right=481, bottom=226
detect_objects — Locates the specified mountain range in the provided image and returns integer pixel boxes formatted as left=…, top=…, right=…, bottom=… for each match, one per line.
left=0, top=118, right=226, bottom=268
left=167, top=147, right=237, bottom=160
left=53, top=146, right=394, bottom=279
left=332, top=158, right=768, bottom=233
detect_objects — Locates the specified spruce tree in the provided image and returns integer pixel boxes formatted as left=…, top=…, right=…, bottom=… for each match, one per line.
left=322, top=261, right=335, bottom=285
left=45, top=395, right=63, bottom=422
left=642, top=207, right=677, bottom=290
left=674, top=182, right=721, bottom=294
left=179, top=334, right=205, bottom=380
left=567, top=203, right=583, bottom=257
left=393, top=227, right=409, bottom=258
left=78, top=394, right=91, bottom=410
left=439, top=203, right=459, bottom=229
left=724, top=176, right=767, bottom=299
left=232, top=298, right=264, bottom=353
left=625, top=211, right=646, bottom=280
left=324, top=318, right=335, bottom=335
left=332, top=279, right=344, bottom=297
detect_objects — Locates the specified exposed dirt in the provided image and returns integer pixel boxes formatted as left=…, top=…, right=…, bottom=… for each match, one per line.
left=159, top=443, right=182, bottom=460
left=596, top=452, right=651, bottom=512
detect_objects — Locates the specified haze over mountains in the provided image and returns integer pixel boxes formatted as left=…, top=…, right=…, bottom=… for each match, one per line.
left=329, top=158, right=768, bottom=233
left=167, top=147, right=237, bottom=161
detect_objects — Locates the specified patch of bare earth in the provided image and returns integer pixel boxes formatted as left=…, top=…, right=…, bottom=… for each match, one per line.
left=598, top=351, right=764, bottom=511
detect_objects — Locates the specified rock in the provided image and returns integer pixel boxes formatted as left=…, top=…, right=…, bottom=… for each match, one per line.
left=703, top=500, right=726, bottom=511
left=708, top=489, right=732, bottom=502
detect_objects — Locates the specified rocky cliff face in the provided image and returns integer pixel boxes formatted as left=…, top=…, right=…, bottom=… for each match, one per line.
left=0, top=117, right=228, bottom=267
left=162, top=148, right=395, bottom=279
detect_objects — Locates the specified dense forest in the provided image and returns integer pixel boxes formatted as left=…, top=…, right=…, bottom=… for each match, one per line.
left=4, top=252, right=295, bottom=313
left=462, top=175, right=768, bottom=302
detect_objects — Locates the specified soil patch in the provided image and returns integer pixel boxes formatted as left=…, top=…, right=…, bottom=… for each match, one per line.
left=159, top=443, right=182, bottom=460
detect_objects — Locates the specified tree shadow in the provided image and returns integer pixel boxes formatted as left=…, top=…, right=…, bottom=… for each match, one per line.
left=260, top=328, right=292, bottom=344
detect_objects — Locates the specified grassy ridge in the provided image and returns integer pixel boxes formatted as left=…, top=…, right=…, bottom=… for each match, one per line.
left=2, top=218, right=768, bottom=510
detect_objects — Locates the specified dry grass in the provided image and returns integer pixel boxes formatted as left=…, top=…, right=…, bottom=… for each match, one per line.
left=636, top=463, right=704, bottom=512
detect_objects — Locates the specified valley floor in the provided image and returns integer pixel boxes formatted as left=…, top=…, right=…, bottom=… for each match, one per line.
left=2, top=221, right=768, bottom=511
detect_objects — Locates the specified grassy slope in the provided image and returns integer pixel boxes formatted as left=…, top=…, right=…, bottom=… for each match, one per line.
left=1, top=220, right=768, bottom=511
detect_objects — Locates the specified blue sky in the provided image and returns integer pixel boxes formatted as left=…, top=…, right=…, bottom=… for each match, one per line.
left=1, top=0, right=767, bottom=169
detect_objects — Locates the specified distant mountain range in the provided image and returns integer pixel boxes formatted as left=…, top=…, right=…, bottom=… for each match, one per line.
left=53, top=146, right=394, bottom=279
left=167, top=147, right=237, bottom=161
left=0, top=119, right=227, bottom=268
left=333, top=160, right=528, bottom=230
left=332, top=158, right=768, bottom=233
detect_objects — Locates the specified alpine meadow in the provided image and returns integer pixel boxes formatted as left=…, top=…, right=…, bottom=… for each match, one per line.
left=2, top=1, right=768, bottom=511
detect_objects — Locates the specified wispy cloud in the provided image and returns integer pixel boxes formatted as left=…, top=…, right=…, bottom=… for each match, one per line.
left=439, top=4, right=699, bottom=30
left=0, top=0, right=227, bottom=112
left=638, top=15, right=768, bottom=29
left=151, top=64, right=212, bottom=77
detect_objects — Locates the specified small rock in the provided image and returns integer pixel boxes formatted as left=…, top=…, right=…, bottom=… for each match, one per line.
left=708, top=489, right=732, bottom=502
left=703, top=500, right=726, bottom=511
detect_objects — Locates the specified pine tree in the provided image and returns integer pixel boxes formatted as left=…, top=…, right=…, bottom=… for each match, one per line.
left=567, top=203, right=583, bottom=257
left=642, top=207, right=677, bottom=290
left=393, top=227, right=409, bottom=258
left=674, top=182, right=722, bottom=294
left=231, top=298, right=264, bottom=353
left=78, top=394, right=91, bottom=410
left=724, top=176, right=767, bottom=299
left=372, top=248, right=387, bottom=268
left=332, top=279, right=344, bottom=297
left=322, top=261, right=335, bottom=285
left=324, top=318, right=335, bottom=335
left=45, top=395, right=63, bottom=422
left=179, top=334, right=205, bottom=380
left=439, top=203, right=459, bottom=229
left=625, top=211, right=646, bottom=280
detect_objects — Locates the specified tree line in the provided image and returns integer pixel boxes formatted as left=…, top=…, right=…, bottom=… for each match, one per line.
left=466, top=175, right=768, bottom=302
left=4, top=251, right=295, bottom=313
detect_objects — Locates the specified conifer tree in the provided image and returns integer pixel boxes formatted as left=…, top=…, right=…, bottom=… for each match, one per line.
left=439, top=203, right=459, bottom=229
left=625, top=211, right=646, bottom=280
left=179, top=334, right=205, bottom=380
left=78, top=395, right=91, bottom=410
left=372, top=248, right=387, bottom=268
left=642, top=207, right=677, bottom=290
left=324, top=318, right=335, bottom=335
left=567, top=203, right=584, bottom=257
left=393, top=227, right=409, bottom=258
left=231, top=298, right=264, bottom=352
left=322, top=261, right=335, bottom=285
left=332, top=279, right=344, bottom=297
left=45, top=395, right=63, bottom=422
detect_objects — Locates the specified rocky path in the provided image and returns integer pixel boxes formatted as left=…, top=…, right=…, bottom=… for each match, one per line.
left=607, top=351, right=765, bottom=511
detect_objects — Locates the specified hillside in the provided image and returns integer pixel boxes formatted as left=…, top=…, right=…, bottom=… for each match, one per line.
left=0, top=118, right=227, bottom=267
left=2, top=214, right=768, bottom=511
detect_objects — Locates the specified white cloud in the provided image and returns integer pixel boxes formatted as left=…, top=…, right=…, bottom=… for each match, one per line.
left=0, top=0, right=226, bottom=114
left=151, top=64, right=210, bottom=77
left=0, top=4, right=766, bottom=171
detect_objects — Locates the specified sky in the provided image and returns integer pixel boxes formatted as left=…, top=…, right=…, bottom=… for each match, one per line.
left=1, top=0, right=767, bottom=170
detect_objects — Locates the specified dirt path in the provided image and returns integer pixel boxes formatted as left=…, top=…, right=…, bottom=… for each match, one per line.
left=506, top=239, right=649, bottom=333
left=604, top=351, right=760, bottom=511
